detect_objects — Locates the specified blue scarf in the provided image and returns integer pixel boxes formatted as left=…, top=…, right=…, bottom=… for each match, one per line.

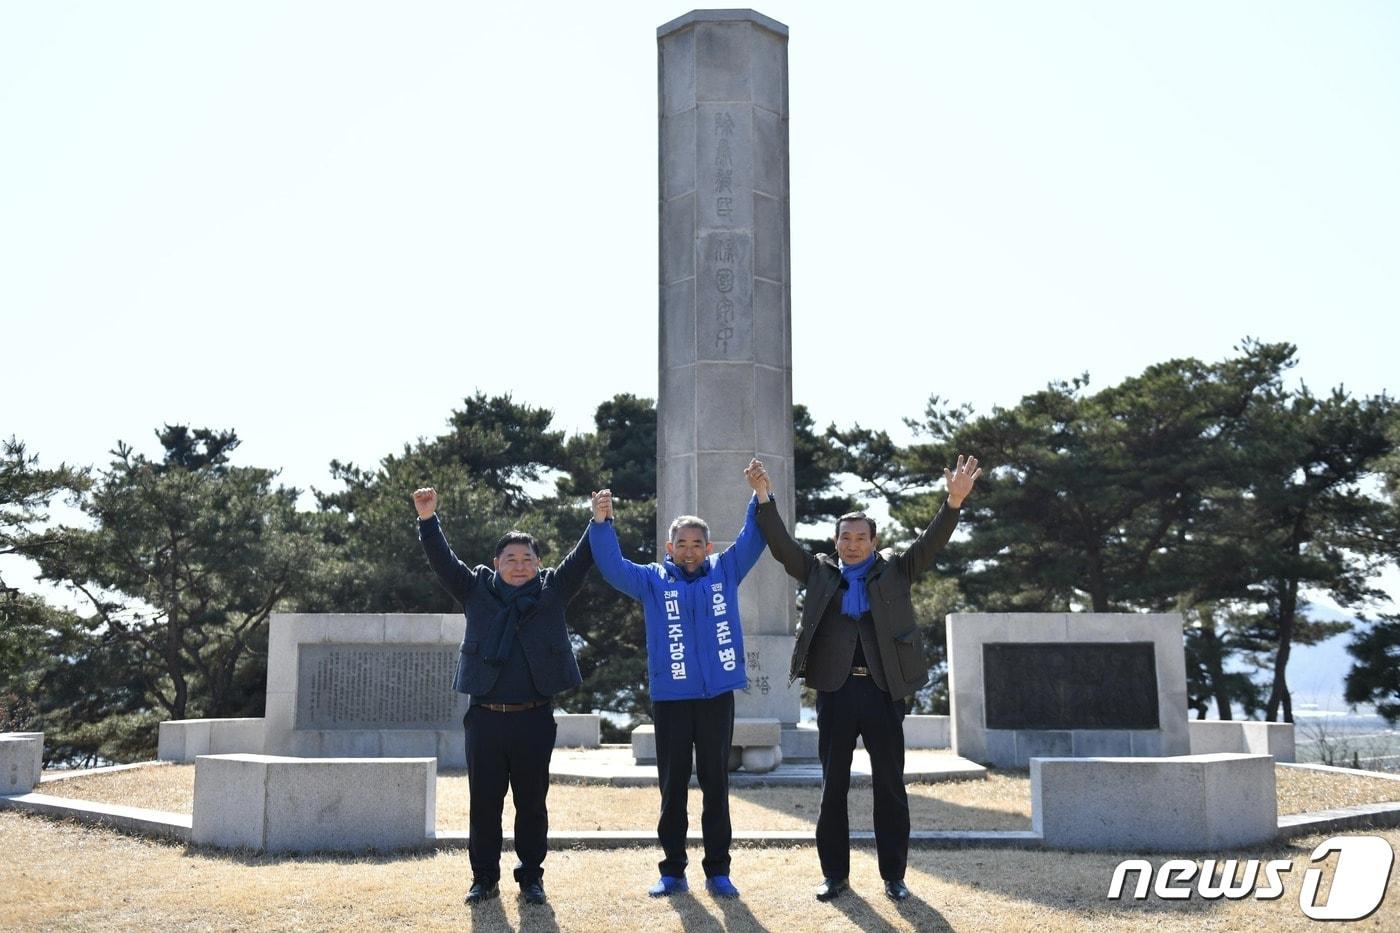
left=839, top=554, right=876, bottom=619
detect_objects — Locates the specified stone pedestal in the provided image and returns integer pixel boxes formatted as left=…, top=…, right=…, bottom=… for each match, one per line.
left=1, top=732, right=43, bottom=795
left=657, top=9, right=800, bottom=728
left=190, top=754, right=436, bottom=853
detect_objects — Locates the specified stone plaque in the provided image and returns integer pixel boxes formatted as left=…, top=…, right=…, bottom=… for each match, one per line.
left=295, top=644, right=459, bottom=730
left=983, top=642, right=1160, bottom=730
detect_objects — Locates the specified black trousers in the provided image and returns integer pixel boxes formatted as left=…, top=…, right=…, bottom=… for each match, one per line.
left=463, top=703, right=557, bottom=885
left=815, top=674, right=909, bottom=882
left=652, top=691, right=735, bottom=878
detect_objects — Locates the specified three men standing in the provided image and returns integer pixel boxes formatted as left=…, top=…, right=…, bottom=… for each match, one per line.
left=749, top=455, right=981, bottom=902
left=414, top=451, right=980, bottom=908
left=413, top=486, right=595, bottom=907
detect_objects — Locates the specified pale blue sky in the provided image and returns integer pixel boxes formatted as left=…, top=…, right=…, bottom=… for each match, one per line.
left=3, top=3, right=1398, bottom=688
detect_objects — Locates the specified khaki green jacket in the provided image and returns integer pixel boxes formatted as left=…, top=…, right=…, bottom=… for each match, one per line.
left=754, top=497, right=960, bottom=701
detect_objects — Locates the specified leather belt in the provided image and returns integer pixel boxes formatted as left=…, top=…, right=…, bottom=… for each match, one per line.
left=476, top=699, right=550, bottom=713
left=851, top=666, right=870, bottom=677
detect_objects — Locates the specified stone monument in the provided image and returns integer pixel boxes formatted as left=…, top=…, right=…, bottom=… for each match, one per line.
left=656, top=10, right=807, bottom=758
left=947, top=613, right=1192, bottom=768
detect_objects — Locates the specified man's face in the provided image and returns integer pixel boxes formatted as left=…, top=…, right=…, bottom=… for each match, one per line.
left=666, top=525, right=713, bottom=573
left=494, top=543, right=541, bottom=585
left=835, top=519, right=877, bottom=565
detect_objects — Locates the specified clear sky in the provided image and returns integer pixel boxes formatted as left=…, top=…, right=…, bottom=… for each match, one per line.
left=3, top=2, right=1398, bottom=704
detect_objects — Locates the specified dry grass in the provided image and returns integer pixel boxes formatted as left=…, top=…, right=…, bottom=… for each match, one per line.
left=40, top=763, right=1397, bottom=834
left=2, top=811, right=1397, bottom=931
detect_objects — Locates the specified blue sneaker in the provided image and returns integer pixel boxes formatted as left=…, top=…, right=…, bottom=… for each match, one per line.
left=648, top=875, right=689, bottom=897
left=705, top=876, right=740, bottom=898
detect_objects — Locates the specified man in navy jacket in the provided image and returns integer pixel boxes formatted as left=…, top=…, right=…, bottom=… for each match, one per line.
left=414, top=486, right=594, bottom=908
left=587, top=459, right=768, bottom=899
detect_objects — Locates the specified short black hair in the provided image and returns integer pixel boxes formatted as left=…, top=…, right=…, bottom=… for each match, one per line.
left=834, top=512, right=877, bottom=539
left=494, top=531, right=541, bottom=558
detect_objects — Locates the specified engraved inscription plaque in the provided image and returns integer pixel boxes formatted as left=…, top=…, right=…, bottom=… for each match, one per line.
left=983, top=643, right=1159, bottom=730
left=296, top=644, right=459, bottom=730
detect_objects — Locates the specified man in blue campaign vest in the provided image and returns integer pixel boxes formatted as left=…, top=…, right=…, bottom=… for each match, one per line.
left=587, top=459, right=769, bottom=900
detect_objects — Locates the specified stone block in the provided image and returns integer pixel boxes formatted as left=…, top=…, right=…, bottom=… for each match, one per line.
left=659, top=367, right=698, bottom=455
left=697, top=103, right=755, bottom=229
left=694, top=22, right=751, bottom=102
left=949, top=612, right=1189, bottom=767
left=383, top=615, right=444, bottom=644
left=737, top=549, right=795, bottom=637
left=319, top=731, right=382, bottom=758
left=323, top=614, right=386, bottom=643
left=209, top=718, right=264, bottom=755
left=753, top=365, right=789, bottom=451
left=752, top=111, right=785, bottom=199
left=731, top=718, right=781, bottom=746
left=736, top=634, right=802, bottom=722
left=658, top=22, right=694, bottom=117
left=741, top=745, right=782, bottom=773
left=158, top=719, right=211, bottom=762
left=1, top=733, right=43, bottom=795
left=1018, top=730, right=1073, bottom=762
left=983, top=729, right=1015, bottom=767
left=696, top=233, right=753, bottom=362
left=753, top=192, right=784, bottom=283
left=661, top=279, right=697, bottom=366
left=160, top=719, right=264, bottom=762
left=781, top=725, right=819, bottom=760
left=903, top=715, right=951, bottom=749
left=656, top=456, right=697, bottom=543
left=631, top=724, right=657, bottom=764
left=440, top=614, right=464, bottom=644
left=1071, top=730, right=1132, bottom=758
left=553, top=713, right=600, bottom=748
left=381, top=730, right=439, bottom=758
left=660, top=193, right=696, bottom=285
left=749, top=25, right=787, bottom=114
left=191, top=754, right=436, bottom=853
left=261, top=691, right=297, bottom=756
left=661, top=108, right=697, bottom=198
left=1189, top=721, right=1295, bottom=762
left=1031, top=754, right=1277, bottom=851
left=696, top=452, right=760, bottom=534
left=752, top=280, right=786, bottom=365
left=1129, top=730, right=1163, bottom=756
left=437, top=730, right=466, bottom=769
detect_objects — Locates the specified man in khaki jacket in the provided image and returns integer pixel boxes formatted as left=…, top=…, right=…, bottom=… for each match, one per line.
left=748, top=456, right=981, bottom=903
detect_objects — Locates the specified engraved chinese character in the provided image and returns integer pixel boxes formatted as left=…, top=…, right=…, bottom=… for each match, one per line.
left=713, top=166, right=733, bottom=193
left=716, top=268, right=734, bottom=291
left=714, top=112, right=736, bottom=137
left=715, top=238, right=735, bottom=264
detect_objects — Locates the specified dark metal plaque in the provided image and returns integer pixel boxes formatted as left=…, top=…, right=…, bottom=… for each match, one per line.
left=983, top=642, right=1159, bottom=730
left=296, top=643, right=458, bottom=730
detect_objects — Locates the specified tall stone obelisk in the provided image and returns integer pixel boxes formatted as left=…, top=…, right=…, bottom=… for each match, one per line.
left=657, top=10, right=806, bottom=752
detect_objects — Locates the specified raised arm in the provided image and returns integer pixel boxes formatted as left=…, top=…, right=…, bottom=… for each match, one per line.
left=413, top=487, right=477, bottom=602
left=747, top=460, right=816, bottom=582
left=892, top=454, right=982, bottom=578
left=549, top=519, right=595, bottom=599
left=585, top=489, right=652, bottom=601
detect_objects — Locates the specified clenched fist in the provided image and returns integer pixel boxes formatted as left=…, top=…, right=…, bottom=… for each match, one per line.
left=412, top=487, right=437, bottom=520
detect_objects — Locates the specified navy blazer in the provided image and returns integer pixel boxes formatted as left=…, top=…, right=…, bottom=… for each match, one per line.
left=418, top=515, right=592, bottom=698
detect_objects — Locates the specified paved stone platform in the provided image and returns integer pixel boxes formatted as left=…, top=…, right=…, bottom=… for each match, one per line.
left=544, top=746, right=987, bottom=787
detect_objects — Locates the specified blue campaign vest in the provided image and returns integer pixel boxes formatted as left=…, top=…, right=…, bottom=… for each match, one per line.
left=587, top=496, right=766, bottom=701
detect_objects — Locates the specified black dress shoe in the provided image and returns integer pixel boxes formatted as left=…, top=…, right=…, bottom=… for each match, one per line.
left=464, top=880, right=499, bottom=905
left=520, top=880, right=547, bottom=905
left=884, top=879, right=910, bottom=901
left=815, top=877, right=849, bottom=901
